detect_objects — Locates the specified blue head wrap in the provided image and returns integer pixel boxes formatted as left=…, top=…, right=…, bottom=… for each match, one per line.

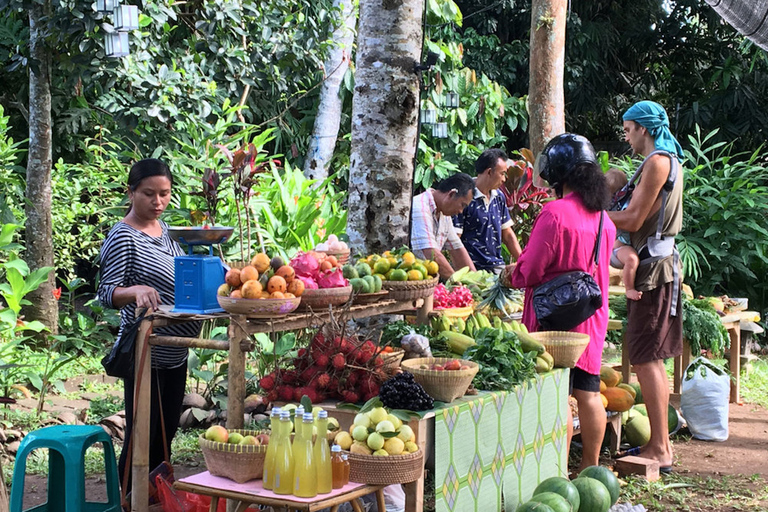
left=622, top=101, right=684, bottom=160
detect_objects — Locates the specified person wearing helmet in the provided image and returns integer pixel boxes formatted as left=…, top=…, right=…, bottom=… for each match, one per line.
left=608, top=101, right=684, bottom=474
left=509, top=133, right=616, bottom=473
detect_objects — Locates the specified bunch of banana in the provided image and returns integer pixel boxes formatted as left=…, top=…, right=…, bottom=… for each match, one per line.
left=430, top=313, right=467, bottom=334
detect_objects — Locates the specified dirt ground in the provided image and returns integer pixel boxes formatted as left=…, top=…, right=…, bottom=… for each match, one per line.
left=11, top=390, right=768, bottom=510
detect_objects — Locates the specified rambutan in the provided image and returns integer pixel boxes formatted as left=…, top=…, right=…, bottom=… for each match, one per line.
left=347, top=370, right=362, bottom=386
left=297, top=348, right=308, bottom=358
left=266, top=390, right=279, bottom=403
left=340, top=339, right=354, bottom=354
left=363, top=391, right=378, bottom=402
left=282, top=370, right=299, bottom=385
left=293, top=387, right=305, bottom=402
left=312, top=332, right=327, bottom=348
left=277, top=385, right=294, bottom=402
left=361, top=340, right=376, bottom=353
left=316, top=373, right=331, bottom=389
left=259, top=374, right=276, bottom=391
left=342, top=390, right=360, bottom=403
left=304, top=388, right=321, bottom=403
left=314, top=353, right=330, bottom=368
left=332, top=353, right=346, bottom=371
left=300, top=365, right=323, bottom=383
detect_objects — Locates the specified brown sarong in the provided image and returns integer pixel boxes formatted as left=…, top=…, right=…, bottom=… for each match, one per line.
left=626, top=280, right=683, bottom=365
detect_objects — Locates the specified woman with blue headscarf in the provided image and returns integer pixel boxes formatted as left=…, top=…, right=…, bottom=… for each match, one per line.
left=607, top=100, right=684, bottom=474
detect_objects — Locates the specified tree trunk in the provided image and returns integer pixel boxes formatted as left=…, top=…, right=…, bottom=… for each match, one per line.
left=346, top=0, right=423, bottom=255
left=303, top=0, right=357, bottom=181
left=528, top=0, right=567, bottom=157
left=24, top=3, right=58, bottom=335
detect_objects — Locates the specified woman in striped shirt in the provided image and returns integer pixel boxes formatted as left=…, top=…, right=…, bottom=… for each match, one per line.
left=98, top=158, right=200, bottom=491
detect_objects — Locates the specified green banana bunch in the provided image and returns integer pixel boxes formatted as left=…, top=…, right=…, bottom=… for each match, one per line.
left=454, top=317, right=466, bottom=334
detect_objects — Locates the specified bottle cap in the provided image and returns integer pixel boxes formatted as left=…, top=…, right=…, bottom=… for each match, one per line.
left=280, top=411, right=290, bottom=420
left=303, top=413, right=314, bottom=422
left=270, top=407, right=282, bottom=417
left=296, top=406, right=305, bottom=416
left=318, top=410, right=328, bottom=419
left=331, top=444, right=341, bottom=452
left=341, top=454, right=348, bottom=461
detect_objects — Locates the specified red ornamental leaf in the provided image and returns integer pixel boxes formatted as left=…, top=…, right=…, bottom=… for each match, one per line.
left=215, top=144, right=234, bottom=164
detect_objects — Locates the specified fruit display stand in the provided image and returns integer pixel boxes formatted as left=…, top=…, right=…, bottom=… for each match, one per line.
left=129, top=296, right=432, bottom=512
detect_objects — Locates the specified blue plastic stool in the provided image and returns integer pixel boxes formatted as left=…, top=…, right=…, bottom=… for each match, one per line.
left=10, top=424, right=121, bottom=512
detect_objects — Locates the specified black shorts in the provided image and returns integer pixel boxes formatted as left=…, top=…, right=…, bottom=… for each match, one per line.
left=569, top=367, right=601, bottom=394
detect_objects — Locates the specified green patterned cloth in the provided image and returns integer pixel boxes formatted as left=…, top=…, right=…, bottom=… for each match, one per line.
left=434, top=369, right=569, bottom=511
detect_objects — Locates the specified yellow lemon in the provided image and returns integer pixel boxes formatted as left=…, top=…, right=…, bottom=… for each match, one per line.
left=412, top=264, right=428, bottom=279
left=426, top=261, right=439, bottom=276
left=401, top=252, right=416, bottom=267
left=407, top=269, right=423, bottom=281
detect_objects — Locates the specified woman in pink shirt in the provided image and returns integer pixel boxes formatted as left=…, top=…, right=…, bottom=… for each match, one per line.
left=510, top=134, right=616, bottom=473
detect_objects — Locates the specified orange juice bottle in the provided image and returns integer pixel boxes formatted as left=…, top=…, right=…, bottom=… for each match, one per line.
left=262, top=407, right=281, bottom=490
left=273, top=411, right=294, bottom=495
left=331, top=444, right=345, bottom=489
left=341, top=453, right=350, bottom=485
left=293, top=413, right=317, bottom=497
left=314, top=410, right=332, bottom=493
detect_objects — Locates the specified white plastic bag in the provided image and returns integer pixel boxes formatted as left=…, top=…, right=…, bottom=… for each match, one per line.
left=680, top=357, right=730, bottom=441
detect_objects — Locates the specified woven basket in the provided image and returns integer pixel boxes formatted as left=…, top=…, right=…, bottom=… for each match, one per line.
left=400, top=357, right=479, bottom=402
left=353, top=290, right=390, bottom=305
left=381, top=348, right=405, bottom=372
left=526, top=331, right=590, bottom=368
left=199, top=430, right=267, bottom=483
left=347, top=449, right=424, bottom=485
left=217, top=296, right=300, bottom=317
left=316, top=249, right=350, bottom=265
left=297, top=286, right=353, bottom=310
left=382, top=276, right=438, bottom=301
left=433, top=305, right=474, bottom=320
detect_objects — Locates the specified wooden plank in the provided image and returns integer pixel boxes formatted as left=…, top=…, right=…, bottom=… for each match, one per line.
left=149, top=335, right=229, bottom=351
left=227, top=315, right=247, bottom=430
left=132, top=318, right=153, bottom=512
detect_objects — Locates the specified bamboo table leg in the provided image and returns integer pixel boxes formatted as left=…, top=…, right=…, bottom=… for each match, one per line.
left=726, top=321, right=741, bottom=402
left=620, top=330, right=631, bottom=387
left=227, top=315, right=247, bottom=430
left=416, top=295, right=433, bottom=326
left=350, top=498, right=364, bottom=512
left=132, top=318, right=153, bottom=512
left=376, top=489, right=386, bottom=512
left=330, top=506, right=340, bottom=512
left=209, top=496, right=219, bottom=512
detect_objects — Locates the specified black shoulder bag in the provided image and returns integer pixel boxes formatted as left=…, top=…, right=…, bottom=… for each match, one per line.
left=532, top=212, right=604, bottom=331
left=101, top=308, right=150, bottom=379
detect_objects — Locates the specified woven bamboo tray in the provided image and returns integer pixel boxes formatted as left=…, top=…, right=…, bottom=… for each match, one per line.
left=316, top=249, right=350, bottom=265
left=526, top=331, right=590, bottom=368
left=353, top=290, right=390, bottom=305
left=217, top=296, right=301, bottom=317
left=347, top=449, right=424, bottom=485
left=433, top=305, right=474, bottom=320
left=381, top=348, right=405, bottom=372
left=382, top=276, right=438, bottom=301
left=297, top=285, right=353, bottom=310
left=400, top=357, right=479, bottom=402
left=199, top=429, right=267, bottom=483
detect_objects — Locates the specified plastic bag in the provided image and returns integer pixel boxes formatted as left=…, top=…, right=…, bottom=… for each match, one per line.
left=401, top=333, right=431, bottom=358
left=680, top=357, right=730, bottom=442
left=156, top=474, right=226, bottom=512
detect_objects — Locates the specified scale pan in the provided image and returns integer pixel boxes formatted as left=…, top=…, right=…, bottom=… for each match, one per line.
left=167, top=226, right=234, bottom=245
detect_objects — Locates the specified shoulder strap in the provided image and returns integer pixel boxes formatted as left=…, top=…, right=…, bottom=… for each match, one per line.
left=591, top=211, right=604, bottom=269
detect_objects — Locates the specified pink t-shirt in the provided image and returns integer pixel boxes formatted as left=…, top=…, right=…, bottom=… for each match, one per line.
left=510, top=193, right=616, bottom=375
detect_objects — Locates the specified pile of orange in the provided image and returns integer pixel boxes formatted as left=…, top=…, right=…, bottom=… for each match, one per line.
left=217, top=252, right=305, bottom=300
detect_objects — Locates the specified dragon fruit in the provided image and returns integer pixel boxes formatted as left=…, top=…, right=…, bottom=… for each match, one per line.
left=296, top=274, right=319, bottom=290
left=290, top=252, right=320, bottom=277
left=434, top=283, right=474, bottom=308
left=317, top=268, right=349, bottom=289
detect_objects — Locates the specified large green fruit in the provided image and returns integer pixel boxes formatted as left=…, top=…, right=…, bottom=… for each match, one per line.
left=668, top=404, right=679, bottom=433
left=355, top=262, right=372, bottom=277
left=533, top=477, right=580, bottom=512
left=529, top=492, right=573, bottom=512
left=625, top=414, right=651, bottom=448
left=571, top=477, right=611, bottom=512
left=633, top=404, right=648, bottom=416
left=629, top=382, right=642, bottom=404
left=343, top=264, right=359, bottom=280
left=349, top=277, right=365, bottom=292
left=578, top=466, right=619, bottom=506
left=516, top=503, right=555, bottom=512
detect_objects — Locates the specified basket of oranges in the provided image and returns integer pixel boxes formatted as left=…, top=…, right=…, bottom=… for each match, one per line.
left=358, top=251, right=439, bottom=302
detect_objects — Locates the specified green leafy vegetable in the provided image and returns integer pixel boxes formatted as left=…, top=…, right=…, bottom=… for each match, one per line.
left=463, top=327, right=537, bottom=390
left=379, top=320, right=430, bottom=348
left=683, top=298, right=729, bottom=356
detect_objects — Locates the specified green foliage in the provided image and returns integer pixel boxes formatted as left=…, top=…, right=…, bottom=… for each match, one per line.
left=682, top=298, right=729, bottom=357
left=464, top=327, right=536, bottom=390
left=676, top=127, right=768, bottom=310
left=87, top=394, right=124, bottom=423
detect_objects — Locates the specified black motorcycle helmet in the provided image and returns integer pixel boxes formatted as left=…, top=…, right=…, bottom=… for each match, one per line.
left=534, top=133, right=597, bottom=196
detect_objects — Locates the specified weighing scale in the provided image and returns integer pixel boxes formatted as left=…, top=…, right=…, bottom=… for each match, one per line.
left=167, top=227, right=234, bottom=314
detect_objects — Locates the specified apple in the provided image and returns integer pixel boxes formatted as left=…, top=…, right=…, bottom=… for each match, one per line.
left=432, top=365, right=444, bottom=371
left=256, top=433, right=270, bottom=446
left=205, top=425, right=229, bottom=443
left=444, top=359, right=461, bottom=371
left=239, top=435, right=260, bottom=446
left=460, top=365, right=470, bottom=370
left=228, top=432, right=244, bottom=444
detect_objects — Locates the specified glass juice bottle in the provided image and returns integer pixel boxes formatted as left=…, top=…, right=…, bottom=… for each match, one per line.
left=273, top=411, right=294, bottom=495
left=314, top=410, right=333, bottom=493
left=293, top=413, right=317, bottom=497
left=331, top=444, right=345, bottom=489
left=341, top=454, right=350, bottom=486
left=262, top=407, right=281, bottom=490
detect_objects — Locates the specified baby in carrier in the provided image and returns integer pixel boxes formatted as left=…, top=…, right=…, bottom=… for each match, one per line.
left=606, top=168, right=642, bottom=300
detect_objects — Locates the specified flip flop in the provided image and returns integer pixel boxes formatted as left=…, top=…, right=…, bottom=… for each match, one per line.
left=659, top=466, right=674, bottom=474
left=616, top=446, right=642, bottom=457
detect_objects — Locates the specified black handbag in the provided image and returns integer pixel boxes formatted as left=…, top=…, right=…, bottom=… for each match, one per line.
left=532, top=212, right=604, bottom=331
left=102, top=308, right=150, bottom=379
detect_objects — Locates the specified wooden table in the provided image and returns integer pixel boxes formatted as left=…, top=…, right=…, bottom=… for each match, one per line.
left=131, top=297, right=432, bottom=512
left=173, top=474, right=386, bottom=512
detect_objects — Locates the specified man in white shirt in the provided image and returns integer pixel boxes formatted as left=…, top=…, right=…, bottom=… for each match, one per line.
left=411, top=173, right=476, bottom=280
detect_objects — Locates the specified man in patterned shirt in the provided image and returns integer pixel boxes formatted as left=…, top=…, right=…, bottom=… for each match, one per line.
left=454, top=148, right=522, bottom=273
left=411, top=173, right=476, bottom=280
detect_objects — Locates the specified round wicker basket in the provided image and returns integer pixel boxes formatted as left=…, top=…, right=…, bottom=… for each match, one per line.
left=217, top=296, right=300, bottom=317
left=347, top=449, right=424, bottom=485
left=381, top=348, right=405, bottom=372
left=316, top=249, right=350, bottom=265
left=199, top=430, right=267, bottom=483
left=526, top=331, right=590, bottom=368
left=297, top=286, right=353, bottom=310
left=400, top=357, right=479, bottom=403
left=382, top=276, right=438, bottom=301
left=353, top=290, right=390, bottom=305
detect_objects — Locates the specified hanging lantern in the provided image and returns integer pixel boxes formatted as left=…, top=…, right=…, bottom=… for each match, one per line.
left=444, top=92, right=460, bottom=109
left=114, top=5, right=139, bottom=31
left=419, top=108, right=437, bottom=125
left=96, top=0, right=118, bottom=13
left=105, top=31, right=130, bottom=57
left=432, top=122, right=448, bottom=138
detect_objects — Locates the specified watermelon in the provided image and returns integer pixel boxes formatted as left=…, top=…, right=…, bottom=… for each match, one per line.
left=668, top=404, right=679, bottom=433
left=578, top=466, right=619, bottom=506
left=572, top=477, right=611, bottom=512
left=529, top=491, right=573, bottom=512
left=629, top=382, right=642, bottom=403
left=533, top=477, right=580, bottom=512
left=516, top=502, right=555, bottom=512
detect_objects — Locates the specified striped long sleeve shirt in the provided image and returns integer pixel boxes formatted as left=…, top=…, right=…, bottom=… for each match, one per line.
left=98, top=221, right=201, bottom=369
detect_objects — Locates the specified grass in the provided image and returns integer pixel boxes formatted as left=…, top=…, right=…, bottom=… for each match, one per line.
left=740, top=358, right=768, bottom=408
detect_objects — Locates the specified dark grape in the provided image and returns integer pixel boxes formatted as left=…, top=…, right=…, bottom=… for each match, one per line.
left=378, top=372, right=434, bottom=411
